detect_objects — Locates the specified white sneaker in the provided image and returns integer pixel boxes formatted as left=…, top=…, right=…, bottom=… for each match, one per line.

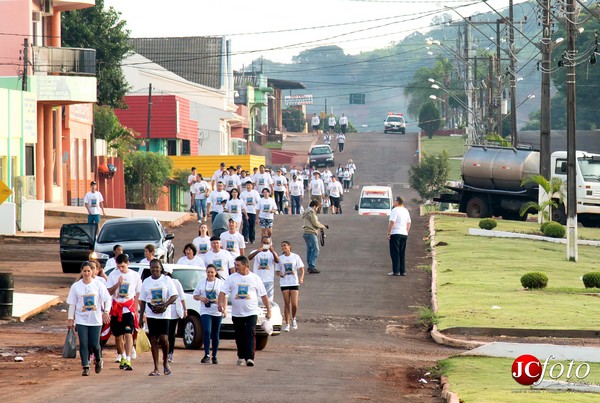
left=168, top=353, right=173, bottom=363
left=283, top=324, right=290, bottom=332
left=131, top=348, right=137, bottom=360
left=292, top=318, right=298, bottom=330
left=236, top=359, right=246, bottom=366
left=115, top=354, right=122, bottom=363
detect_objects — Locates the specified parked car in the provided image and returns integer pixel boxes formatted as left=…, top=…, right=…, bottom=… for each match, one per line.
left=59, top=217, right=175, bottom=273
left=105, top=263, right=283, bottom=351
left=308, top=144, right=335, bottom=168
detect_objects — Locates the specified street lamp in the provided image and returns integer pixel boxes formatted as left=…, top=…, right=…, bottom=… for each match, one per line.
left=429, top=94, right=482, bottom=141
left=429, top=78, right=480, bottom=142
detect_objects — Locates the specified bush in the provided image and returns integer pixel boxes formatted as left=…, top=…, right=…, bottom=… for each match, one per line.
left=540, top=221, right=554, bottom=233
left=521, top=272, right=549, bottom=290
left=479, top=218, right=497, bottom=230
left=582, top=272, right=600, bottom=289
left=543, top=221, right=566, bottom=238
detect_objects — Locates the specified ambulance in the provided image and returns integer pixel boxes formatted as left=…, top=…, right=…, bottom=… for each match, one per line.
left=355, top=186, right=393, bottom=216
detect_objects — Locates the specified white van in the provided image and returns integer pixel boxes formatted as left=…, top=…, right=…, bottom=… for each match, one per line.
left=355, top=186, right=393, bottom=216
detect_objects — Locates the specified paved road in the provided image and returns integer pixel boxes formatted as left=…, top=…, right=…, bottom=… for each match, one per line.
left=0, top=131, right=457, bottom=402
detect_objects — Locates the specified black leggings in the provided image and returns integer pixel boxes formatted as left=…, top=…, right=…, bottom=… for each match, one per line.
left=168, top=318, right=178, bottom=354
left=274, top=191, right=285, bottom=212
left=338, top=142, right=345, bottom=152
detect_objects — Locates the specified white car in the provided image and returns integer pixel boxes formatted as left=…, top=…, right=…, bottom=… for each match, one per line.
left=106, top=263, right=283, bottom=351
left=355, top=186, right=393, bottom=216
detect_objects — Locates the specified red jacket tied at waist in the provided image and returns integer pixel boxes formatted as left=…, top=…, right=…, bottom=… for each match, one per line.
left=111, top=298, right=138, bottom=328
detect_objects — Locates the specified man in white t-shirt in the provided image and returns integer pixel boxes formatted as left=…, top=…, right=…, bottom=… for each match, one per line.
left=309, top=171, right=325, bottom=213
left=218, top=255, right=271, bottom=367
left=223, top=166, right=241, bottom=193
left=387, top=196, right=411, bottom=277
left=187, top=167, right=197, bottom=213
left=310, top=113, right=320, bottom=137
left=339, top=113, right=348, bottom=134
left=211, top=162, right=227, bottom=189
left=207, top=181, right=230, bottom=222
left=106, top=254, right=142, bottom=370
left=240, top=180, right=261, bottom=244
left=202, top=236, right=235, bottom=279
left=247, top=236, right=279, bottom=302
left=254, top=165, right=274, bottom=194
left=220, top=219, right=246, bottom=259
left=83, top=181, right=107, bottom=225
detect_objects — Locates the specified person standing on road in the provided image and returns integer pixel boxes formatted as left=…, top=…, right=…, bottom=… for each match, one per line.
left=240, top=180, right=261, bottom=244
left=207, top=181, right=230, bottom=223
left=309, top=171, right=325, bottom=213
left=256, top=188, right=278, bottom=238
left=339, top=113, right=348, bottom=135
left=289, top=175, right=304, bottom=214
left=203, top=236, right=235, bottom=280
left=336, top=132, right=346, bottom=154
left=342, top=167, right=352, bottom=193
left=67, top=261, right=112, bottom=376
left=106, top=254, right=142, bottom=371
left=220, top=218, right=246, bottom=259
left=276, top=241, right=304, bottom=332
left=218, top=255, right=271, bottom=367
left=192, top=173, right=209, bottom=223
left=247, top=236, right=279, bottom=302
left=192, top=224, right=211, bottom=256
left=387, top=196, right=411, bottom=277
left=223, top=166, right=241, bottom=194
left=328, top=113, right=336, bottom=134
left=225, top=188, right=247, bottom=232
left=254, top=165, right=274, bottom=195
left=272, top=168, right=288, bottom=213
left=138, top=259, right=178, bottom=376
left=211, top=162, right=227, bottom=189
left=187, top=167, right=197, bottom=213
left=347, top=159, right=357, bottom=187
left=193, top=264, right=226, bottom=364
left=310, top=113, right=320, bottom=137
left=328, top=176, right=343, bottom=215
left=84, top=181, right=107, bottom=225
left=302, top=200, right=328, bottom=274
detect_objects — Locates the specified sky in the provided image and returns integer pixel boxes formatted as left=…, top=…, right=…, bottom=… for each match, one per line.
left=103, top=0, right=519, bottom=70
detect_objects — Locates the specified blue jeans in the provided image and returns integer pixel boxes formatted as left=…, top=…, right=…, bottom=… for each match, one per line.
left=88, top=214, right=100, bottom=225
left=243, top=213, right=256, bottom=243
left=201, top=314, right=222, bottom=358
left=195, top=199, right=207, bottom=220
left=291, top=195, right=302, bottom=214
left=303, top=232, right=320, bottom=270
left=76, top=324, right=102, bottom=367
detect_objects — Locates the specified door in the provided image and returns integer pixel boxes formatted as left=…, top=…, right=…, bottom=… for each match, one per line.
left=59, top=223, right=97, bottom=274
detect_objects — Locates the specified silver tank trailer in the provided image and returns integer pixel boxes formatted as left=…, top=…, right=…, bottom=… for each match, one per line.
left=462, top=147, right=540, bottom=191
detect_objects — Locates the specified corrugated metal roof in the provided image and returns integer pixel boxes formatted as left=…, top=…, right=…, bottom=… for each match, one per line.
left=130, top=37, right=225, bottom=89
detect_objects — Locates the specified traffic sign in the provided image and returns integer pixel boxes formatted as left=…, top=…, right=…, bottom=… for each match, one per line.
left=0, top=180, right=12, bottom=205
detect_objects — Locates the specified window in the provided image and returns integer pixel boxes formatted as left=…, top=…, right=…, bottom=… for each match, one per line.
left=25, top=145, right=35, bottom=175
left=182, top=140, right=191, bottom=156
left=167, top=139, right=178, bottom=156
left=554, top=159, right=567, bottom=175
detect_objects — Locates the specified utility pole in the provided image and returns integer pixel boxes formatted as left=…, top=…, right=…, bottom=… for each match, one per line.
left=539, top=0, right=552, bottom=180
left=496, top=19, right=503, bottom=137
left=565, top=0, right=578, bottom=261
left=22, top=38, right=29, bottom=91
left=464, top=19, right=474, bottom=145
left=146, top=83, right=152, bottom=152
left=509, top=0, right=518, bottom=147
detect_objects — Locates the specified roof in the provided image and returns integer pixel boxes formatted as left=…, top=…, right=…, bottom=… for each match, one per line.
left=130, top=37, right=225, bottom=90
left=267, top=78, right=306, bottom=90
left=101, top=217, right=160, bottom=225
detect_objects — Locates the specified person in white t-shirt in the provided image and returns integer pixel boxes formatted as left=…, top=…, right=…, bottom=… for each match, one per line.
left=139, top=244, right=156, bottom=264
left=247, top=236, right=279, bottom=302
left=254, top=165, right=274, bottom=194
left=218, top=255, right=271, bottom=367
left=138, top=259, right=178, bottom=376
left=83, top=181, right=106, bottom=225
left=223, top=166, right=241, bottom=193
left=256, top=188, right=278, bottom=238
left=225, top=188, right=248, bottom=232
left=272, top=169, right=288, bottom=213
left=164, top=266, right=187, bottom=364
left=104, top=244, right=123, bottom=272
left=106, top=254, right=142, bottom=371
left=322, top=167, right=333, bottom=195
left=176, top=243, right=206, bottom=268
left=207, top=181, right=230, bottom=222
left=327, top=114, right=336, bottom=134
left=309, top=171, right=325, bottom=213
left=202, top=236, right=235, bottom=279
left=336, top=132, right=346, bottom=153
left=339, top=113, right=348, bottom=134
left=289, top=175, right=304, bottom=215
left=192, top=173, right=210, bottom=223
left=66, top=261, right=112, bottom=376
left=327, top=177, right=344, bottom=215
left=276, top=241, right=304, bottom=332
left=310, top=113, right=320, bottom=137
left=211, top=162, right=227, bottom=189
left=193, top=264, right=226, bottom=364
left=193, top=224, right=211, bottom=256
left=187, top=167, right=197, bottom=213
left=240, top=181, right=261, bottom=244
left=220, top=219, right=246, bottom=259
left=387, top=196, right=411, bottom=277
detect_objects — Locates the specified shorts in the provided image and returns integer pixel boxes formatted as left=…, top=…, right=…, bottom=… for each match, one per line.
left=146, top=317, right=170, bottom=337
left=330, top=196, right=340, bottom=208
left=281, top=285, right=299, bottom=291
left=312, top=125, right=319, bottom=130
left=259, top=218, right=274, bottom=228
left=110, top=312, right=135, bottom=336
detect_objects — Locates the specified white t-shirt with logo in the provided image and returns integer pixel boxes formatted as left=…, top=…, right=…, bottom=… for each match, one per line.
left=212, top=169, right=226, bottom=184
left=192, top=180, right=209, bottom=200
left=290, top=180, right=304, bottom=197
left=106, top=268, right=142, bottom=313
left=277, top=253, right=304, bottom=287
left=67, top=278, right=112, bottom=326
left=240, top=189, right=261, bottom=214
left=220, top=231, right=246, bottom=259
left=192, top=235, right=211, bottom=255
left=254, top=173, right=273, bottom=192
left=193, top=278, right=226, bottom=316
left=322, top=170, right=333, bottom=184
left=251, top=250, right=277, bottom=283
left=309, top=179, right=325, bottom=196
left=222, top=272, right=267, bottom=317
left=176, top=255, right=206, bottom=268
left=188, top=174, right=197, bottom=192
left=83, top=191, right=104, bottom=215
left=273, top=175, right=288, bottom=192
left=256, top=197, right=277, bottom=220
left=207, top=190, right=230, bottom=213
left=225, top=199, right=246, bottom=223
left=202, top=250, right=235, bottom=279
left=389, top=206, right=411, bottom=235
left=223, top=174, right=241, bottom=192
left=139, top=274, right=178, bottom=319
left=328, top=181, right=343, bottom=198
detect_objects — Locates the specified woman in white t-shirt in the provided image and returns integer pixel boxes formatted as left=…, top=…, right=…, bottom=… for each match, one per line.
left=256, top=188, right=278, bottom=238
left=164, top=267, right=187, bottom=364
left=192, top=174, right=210, bottom=223
left=276, top=241, right=304, bottom=332
left=176, top=243, right=206, bottom=268
left=66, top=261, right=112, bottom=376
left=193, top=264, right=226, bottom=364
left=192, top=224, right=211, bottom=256
left=225, top=188, right=247, bottom=233
left=289, top=175, right=304, bottom=215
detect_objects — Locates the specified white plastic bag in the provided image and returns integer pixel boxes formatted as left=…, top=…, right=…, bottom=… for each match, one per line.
left=261, top=319, right=273, bottom=335
left=300, top=206, right=305, bottom=214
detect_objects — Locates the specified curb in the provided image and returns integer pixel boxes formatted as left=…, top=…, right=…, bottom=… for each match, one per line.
left=440, top=376, right=461, bottom=403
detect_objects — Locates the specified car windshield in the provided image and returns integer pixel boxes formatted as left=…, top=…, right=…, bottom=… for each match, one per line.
left=578, top=157, right=600, bottom=182
left=97, top=222, right=161, bottom=243
left=360, top=197, right=391, bottom=209
left=386, top=116, right=404, bottom=123
left=311, top=147, right=332, bottom=155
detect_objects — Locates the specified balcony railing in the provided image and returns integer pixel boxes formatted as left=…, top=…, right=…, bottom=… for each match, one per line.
left=32, top=46, right=96, bottom=76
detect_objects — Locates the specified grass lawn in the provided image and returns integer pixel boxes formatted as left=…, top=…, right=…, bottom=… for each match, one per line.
left=262, top=141, right=282, bottom=150
left=442, top=356, right=600, bottom=402
left=420, top=136, right=465, bottom=180
left=434, top=215, right=600, bottom=330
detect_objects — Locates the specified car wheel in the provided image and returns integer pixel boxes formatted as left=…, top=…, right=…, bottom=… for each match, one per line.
left=183, top=315, right=203, bottom=349
left=255, top=335, right=269, bottom=351
left=551, top=204, right=567, bottom=225
left=384, top=130, right=388, bottom=134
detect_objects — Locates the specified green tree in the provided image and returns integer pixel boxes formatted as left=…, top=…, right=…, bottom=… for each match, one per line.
left=62, top=0, right=132, bottom=108
left=94, top=105, right=141, bottom=157
left=282, top=108, right=305, bottom=132
left=408, top=151, right=450, bottom=201
left=418, top=101, right=441, bottom=139
left=123, top=152, right=173, bottom=207
left=519, top=174, right=565, bottom=222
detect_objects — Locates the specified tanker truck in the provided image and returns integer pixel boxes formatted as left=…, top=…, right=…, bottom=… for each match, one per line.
left=435, top=145, right=600, bottom=226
